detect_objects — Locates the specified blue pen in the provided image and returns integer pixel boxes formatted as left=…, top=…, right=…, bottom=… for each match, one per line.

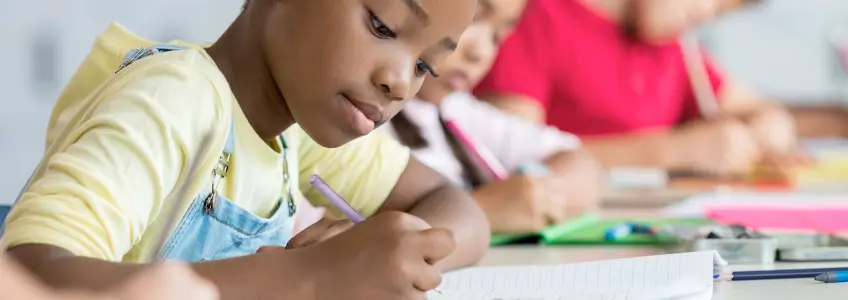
left=715, top=267, right=848, bottom=281
left=604, top=223, right=633, bottom=241
left=815, top=271, right=848, bottom=283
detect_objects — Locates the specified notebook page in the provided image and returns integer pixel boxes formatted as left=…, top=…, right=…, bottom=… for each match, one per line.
left=433, top=251, right=715, bottom=298
left=427, top=288, right=713, bottom=300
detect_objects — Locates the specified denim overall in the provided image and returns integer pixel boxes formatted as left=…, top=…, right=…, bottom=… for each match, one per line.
left=157, top=122, right=297, bottom=261
left=3, top=45, right=298, bottom=262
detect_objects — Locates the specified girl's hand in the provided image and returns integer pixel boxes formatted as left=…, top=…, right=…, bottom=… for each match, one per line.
left=671, top=119, right=762, bottom=176
left=473, top=175, right=568, bottom=234
left=292, top=199, right=326, bottom=235
left=285, top=218, right=355, bottom=249
left=745, top=106, right=799, bottom=156
left=273, top=212, right=454, bottom=300
left=545, top=150, right=603, bottom=218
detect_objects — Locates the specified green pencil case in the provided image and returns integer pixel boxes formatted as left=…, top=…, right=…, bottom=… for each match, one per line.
left=490, top=214, right=713, bottom=246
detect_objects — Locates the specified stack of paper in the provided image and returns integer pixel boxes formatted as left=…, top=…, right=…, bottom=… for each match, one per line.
left=429, top=251, right=715, bottom=300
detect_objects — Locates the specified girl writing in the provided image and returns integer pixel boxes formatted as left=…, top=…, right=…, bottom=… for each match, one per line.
left=1, top=0, right=486, bottom=299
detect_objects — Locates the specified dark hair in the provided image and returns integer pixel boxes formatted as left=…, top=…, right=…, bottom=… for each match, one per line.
left=620, top=0, right=640, bottom=40
left=390, top=111, right=491, bottom=188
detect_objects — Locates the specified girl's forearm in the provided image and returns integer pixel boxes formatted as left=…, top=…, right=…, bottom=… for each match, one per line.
left=407, top=184, right=490, bottom=271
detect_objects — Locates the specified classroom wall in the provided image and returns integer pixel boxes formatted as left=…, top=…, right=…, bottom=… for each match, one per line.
left=699, top=0, right=848, bottom=103
left=0, top=0, right=240, bottom=203
left=0, top=0, right=845, bottom=203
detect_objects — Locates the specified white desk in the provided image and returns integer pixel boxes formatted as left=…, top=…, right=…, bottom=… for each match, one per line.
left=480, top=246, right=848, bottom=299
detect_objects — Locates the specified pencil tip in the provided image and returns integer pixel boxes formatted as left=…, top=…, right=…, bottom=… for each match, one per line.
left=814, top=273, right=827, bottom=282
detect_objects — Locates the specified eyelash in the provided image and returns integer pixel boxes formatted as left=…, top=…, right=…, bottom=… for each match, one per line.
left=416, top=59, right=438, bottom=78
left=368, top=10, right=439, bottom=78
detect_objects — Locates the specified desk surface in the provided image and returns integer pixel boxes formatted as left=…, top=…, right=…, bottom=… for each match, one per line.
left=480, top=246, right=848, bottom=299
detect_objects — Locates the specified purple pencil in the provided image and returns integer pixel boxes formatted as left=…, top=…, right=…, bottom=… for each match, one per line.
left=309, top=174, right=365, bottom=223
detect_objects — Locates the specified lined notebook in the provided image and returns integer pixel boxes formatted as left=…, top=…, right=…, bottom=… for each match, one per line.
left=428, top=251, right=715, bottom=300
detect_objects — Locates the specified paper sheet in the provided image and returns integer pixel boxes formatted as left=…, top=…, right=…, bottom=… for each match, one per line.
left=429, top=251, right=715, bottom=300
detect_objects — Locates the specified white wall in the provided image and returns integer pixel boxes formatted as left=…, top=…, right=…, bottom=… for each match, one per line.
left=0, top=0, right=240, bottom=203
left=700, top=0, right=848, bottom=103
left=1, top=0, right=845, bottom=203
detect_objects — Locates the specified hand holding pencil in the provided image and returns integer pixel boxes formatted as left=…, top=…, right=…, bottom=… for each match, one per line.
left=264, top=175, right=454, bottom=300
left=289, top=211, right=455, bottom=300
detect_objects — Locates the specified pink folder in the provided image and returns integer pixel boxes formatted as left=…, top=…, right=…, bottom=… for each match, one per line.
left=707, top=206, right=848, bottom=234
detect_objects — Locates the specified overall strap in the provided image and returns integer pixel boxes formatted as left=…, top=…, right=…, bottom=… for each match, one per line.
left=116, top=44, right=186, bottom=73
left=223, top=124, right=235, bottom=155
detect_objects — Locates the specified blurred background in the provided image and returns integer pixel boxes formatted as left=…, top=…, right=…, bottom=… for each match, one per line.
left=0, top=0, right=847, bottom=203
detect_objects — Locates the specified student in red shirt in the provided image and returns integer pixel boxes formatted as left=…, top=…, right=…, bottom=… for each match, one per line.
left=474, top=0, right=799, bottom=176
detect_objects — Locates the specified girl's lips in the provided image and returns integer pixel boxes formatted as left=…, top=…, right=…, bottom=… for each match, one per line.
left=340, top=94, right=376, bottom=135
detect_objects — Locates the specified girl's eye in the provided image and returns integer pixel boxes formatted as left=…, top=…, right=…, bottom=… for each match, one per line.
left=369, top=11, right=397, bottom=39
left=415, top=59, right=438, bottom=78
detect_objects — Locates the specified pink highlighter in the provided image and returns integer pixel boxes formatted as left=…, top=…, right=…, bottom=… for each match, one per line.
left=443, top=119, right=509, bottom=180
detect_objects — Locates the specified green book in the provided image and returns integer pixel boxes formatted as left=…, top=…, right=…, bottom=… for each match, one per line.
left=490, top=214, right=712, bottom=246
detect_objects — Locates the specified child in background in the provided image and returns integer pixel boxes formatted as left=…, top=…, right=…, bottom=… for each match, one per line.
left=381, top=0, right=602, bottom=233
left=475, top=0, right=801, bottom=177
left=0, top=257, right=218, bottom=300
left=1, top=0, right=486, bottom=299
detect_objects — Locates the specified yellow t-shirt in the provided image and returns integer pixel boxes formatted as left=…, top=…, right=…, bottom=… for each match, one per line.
left=0, top=24, right=410, bottom=262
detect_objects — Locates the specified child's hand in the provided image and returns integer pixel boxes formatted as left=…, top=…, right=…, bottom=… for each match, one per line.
left=294, top=211, right=454, bottom=300
left=286, top=217, right=355, bottom=249
left=473, top=175, right=568, bottom=233
left=293, top=199, right=326, bottom=235
left=745, top=107, right=798, bottom=156
left=672, top=119, right=761, bottom=176
left=547, top=150, right=603, bottom=217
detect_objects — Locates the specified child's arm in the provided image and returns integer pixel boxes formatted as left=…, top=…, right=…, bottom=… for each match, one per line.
left=1, top=63, right=313, bottom=298
left=580, top=131, right=685, bottom=169
left=480, top=93, right=547, bottom=124
left=374, top=158, right=490, bottom=270
left=792, top=106, right=848, bottom=138
left=297, top=131, right=489, bottom=271
left=713, top=81, right=798, bottom=155
left=0, top=254, right=59, bottom=299
left=1, top=255, right=218, bottom=300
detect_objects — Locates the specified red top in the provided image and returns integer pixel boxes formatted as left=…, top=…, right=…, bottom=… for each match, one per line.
left=473, top=0, right=726, bottom=137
